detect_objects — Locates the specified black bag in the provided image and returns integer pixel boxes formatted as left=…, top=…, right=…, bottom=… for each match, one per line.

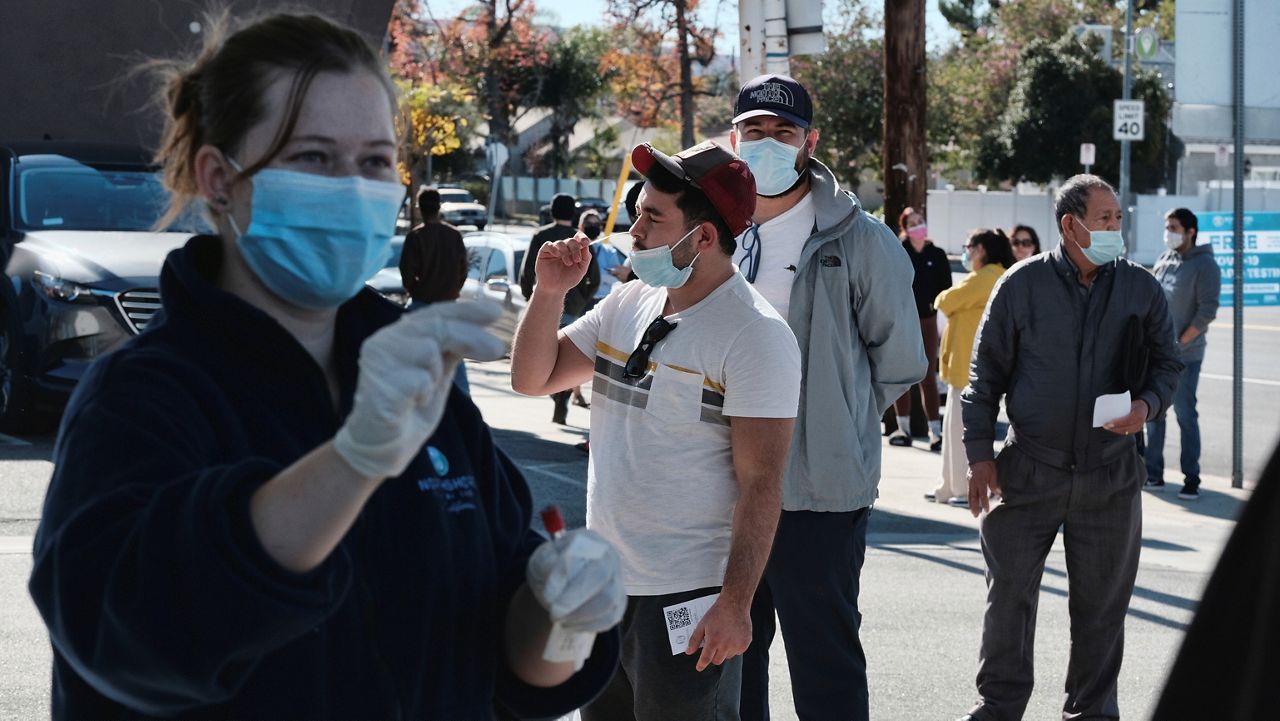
left=1123, top=314, right=1149, bottom=396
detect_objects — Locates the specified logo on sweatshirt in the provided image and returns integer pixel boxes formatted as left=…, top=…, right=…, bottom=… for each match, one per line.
left=820, top=255, right=843, bottom=267
left=427, top=445, right=450, bottom=476
left=417, top=445, right=476, bottom=513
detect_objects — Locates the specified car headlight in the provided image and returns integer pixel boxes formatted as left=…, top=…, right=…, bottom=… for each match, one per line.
left=32, top=271, right=110, bottom=303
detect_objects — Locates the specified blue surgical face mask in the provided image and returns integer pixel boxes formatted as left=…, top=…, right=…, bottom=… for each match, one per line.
left=630, top=226, right=699, bottom=289
left=736, top=136, right=801, bottom=197
left=1074, top=218, right=1125, bottom=266
left=226, top=160, right=402, bottom=309
left=961, top=247, right=973, bottom=272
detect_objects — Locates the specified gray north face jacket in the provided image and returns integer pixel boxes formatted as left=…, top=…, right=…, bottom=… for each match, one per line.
left=772, top=160, right=926, bottom=512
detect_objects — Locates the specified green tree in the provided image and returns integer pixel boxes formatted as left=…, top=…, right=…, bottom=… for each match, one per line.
left=533, top=27, right=616, bottom=177
left=388, top=2, right=480, bottom=188
left=975, top=32, right=1171, bottom=191
left=938, top=0, right=1001, bottom=36
left=605, top=0, right=719, bottom=145
left=789, top=2, right=883, bottom=193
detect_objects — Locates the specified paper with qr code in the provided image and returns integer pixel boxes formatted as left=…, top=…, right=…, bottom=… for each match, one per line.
left=662, top=593, right=720, bottom=655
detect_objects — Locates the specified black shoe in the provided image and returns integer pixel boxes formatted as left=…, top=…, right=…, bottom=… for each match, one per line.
left=572, top=397, right=590, bottom=408
left=1178, top=484, right=1200, bottom=500
left=930, top=436, right=943, bottom=452
left=924, top=492, right=936, bottom=502
left=888, top=431, right=912, bottom=447
left=1144, top=478, right=1165, bottom=488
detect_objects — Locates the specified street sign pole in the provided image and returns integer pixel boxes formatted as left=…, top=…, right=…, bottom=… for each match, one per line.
left=1118, top=0, right=1134, bottom=251
left=1231, top=0, right=1245, bottom=488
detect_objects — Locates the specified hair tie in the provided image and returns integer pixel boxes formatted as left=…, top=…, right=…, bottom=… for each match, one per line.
left=174, top=71, right=201, bottom=115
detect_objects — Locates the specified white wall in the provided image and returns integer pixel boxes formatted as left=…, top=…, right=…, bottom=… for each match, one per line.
left=499, top=176, right=635, bottom=216
left=1132, top=194, right=1202, bottom=266
left=924, top=187, right=1057, bottom=255
left=927, top=188, right=1213, bottom=267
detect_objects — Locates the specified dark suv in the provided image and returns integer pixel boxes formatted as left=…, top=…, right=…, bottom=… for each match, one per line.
left=0, top=142, right=200, bottom=431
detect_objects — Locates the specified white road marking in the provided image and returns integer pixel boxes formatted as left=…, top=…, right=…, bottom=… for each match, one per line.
left=521, top=462, right=587, bottom=489
left=0, top=536, right=34, bottom=555
left=1201, top=373, right=1280, bottom=387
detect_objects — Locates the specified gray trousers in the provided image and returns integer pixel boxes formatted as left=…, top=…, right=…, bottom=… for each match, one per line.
left=969, top=445, right=1143, bottom=721
left=581, top=587, right=741, bottom=721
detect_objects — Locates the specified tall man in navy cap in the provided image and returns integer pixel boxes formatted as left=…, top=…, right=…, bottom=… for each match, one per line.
left=511, top=141, right=801, bottom=720
left=729, top=73, right=926, bottom=721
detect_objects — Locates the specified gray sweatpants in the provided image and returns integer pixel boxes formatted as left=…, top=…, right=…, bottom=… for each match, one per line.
left=969, top=444, right=1143, bottom=721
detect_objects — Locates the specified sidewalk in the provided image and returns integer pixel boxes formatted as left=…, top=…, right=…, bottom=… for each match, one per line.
left=465, top=357, right=1247, bottom=720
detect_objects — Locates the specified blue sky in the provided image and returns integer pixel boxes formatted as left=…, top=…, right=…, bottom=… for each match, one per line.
left=420, top=0, right=961, bottom=54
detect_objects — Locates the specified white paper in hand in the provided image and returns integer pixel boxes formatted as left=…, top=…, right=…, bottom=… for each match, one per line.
left=542, top=623, right=594, bottom=670
left=662, top=593, right=719, bottom=655
left=1093, top=390, right=1131, bottom=427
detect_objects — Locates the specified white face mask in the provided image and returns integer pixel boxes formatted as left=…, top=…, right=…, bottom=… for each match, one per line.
left=1164, top=230, right=1184, bottom=250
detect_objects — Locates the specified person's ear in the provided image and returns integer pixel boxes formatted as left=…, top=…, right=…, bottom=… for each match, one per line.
left=1059, top=213, right=1075, bottom=243
left=194, top=145, right=235, bottom=211
left=697, top=221, right=717, bottom=251
left=805, top=128, right=820, bottom=154
left=729, top=127, right=739, bottom=152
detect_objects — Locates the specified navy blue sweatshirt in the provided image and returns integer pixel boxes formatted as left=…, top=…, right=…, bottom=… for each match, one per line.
left=28, top=235, right=618, bottom=720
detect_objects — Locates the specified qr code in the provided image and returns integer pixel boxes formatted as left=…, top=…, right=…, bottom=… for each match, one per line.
left=665, top=607, right=692, bottom=630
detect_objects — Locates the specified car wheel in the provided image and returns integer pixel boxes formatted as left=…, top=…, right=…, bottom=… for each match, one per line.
left=476, top=221, right=486, bottom=231
left=0, top=321, right=51, bottom=434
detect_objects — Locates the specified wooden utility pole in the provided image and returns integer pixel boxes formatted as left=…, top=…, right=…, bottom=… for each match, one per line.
left=882, top=0, right=927, bottom=234
left=675, top=0, right=696, bottom=147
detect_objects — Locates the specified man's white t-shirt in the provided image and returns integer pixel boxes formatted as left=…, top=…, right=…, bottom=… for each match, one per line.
left=564, top=273, right=801, bottom=595
left=733, top=192, right=816, bottom=321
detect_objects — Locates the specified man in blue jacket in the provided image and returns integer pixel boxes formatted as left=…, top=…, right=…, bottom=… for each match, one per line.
left=729, top=73, right=927, bottom=721
left=961, top=175, right=1182, bottom=720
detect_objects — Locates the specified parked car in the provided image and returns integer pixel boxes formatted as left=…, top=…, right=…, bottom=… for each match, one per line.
left=537, top=195, right=631, bottom=228
left=365, top=235, right=409, bottom=307
left=0, top=142, right=201, bottom=431
left=365, top=230, right=529, bottom=353
left=437, top=187, right=487, bottom=230
left=460, top=230, right=528, bottom=349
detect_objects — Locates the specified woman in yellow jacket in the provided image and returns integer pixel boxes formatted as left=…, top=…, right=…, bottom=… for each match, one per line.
left=928, top=228, right=1017, bottom=505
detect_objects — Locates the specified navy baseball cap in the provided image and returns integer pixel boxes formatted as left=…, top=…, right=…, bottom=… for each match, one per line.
left=732, top=74, right=813, bottom=128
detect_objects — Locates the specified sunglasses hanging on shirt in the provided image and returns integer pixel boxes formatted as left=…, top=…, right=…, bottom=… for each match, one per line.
left=623, top=316, right=678, bottom=379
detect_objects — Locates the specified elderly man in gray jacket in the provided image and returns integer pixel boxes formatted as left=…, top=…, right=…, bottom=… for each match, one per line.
left=729, top=74, right=926, bottom=721
left=960, top=175, right=1182, bottom=721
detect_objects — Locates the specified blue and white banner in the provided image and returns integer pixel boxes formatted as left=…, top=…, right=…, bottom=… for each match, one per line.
left=1199, top=211, right=1280, bottom=307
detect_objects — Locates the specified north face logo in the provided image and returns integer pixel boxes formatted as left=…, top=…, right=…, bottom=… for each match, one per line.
left=749, top=82, right=794, bottom=108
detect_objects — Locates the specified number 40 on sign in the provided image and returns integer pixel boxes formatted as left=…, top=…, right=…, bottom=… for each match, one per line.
left=1113, top=100, right=1145, bottom=141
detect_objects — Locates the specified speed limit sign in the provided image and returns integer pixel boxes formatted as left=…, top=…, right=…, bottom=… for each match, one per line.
left=1113, top=100, right=1145, bottom=141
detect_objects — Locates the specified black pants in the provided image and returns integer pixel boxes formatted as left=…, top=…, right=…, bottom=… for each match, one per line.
left=581, top=587, right=741, bottom=721
left=741, top=508, right=870, bottom=721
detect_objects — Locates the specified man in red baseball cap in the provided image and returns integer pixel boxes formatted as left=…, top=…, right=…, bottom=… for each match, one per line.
left=510, top=141, right=802, bottom=721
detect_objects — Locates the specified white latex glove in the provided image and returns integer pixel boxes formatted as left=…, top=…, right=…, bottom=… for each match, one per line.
left=526, top=529, right=626, bottom=634
left=334, top=300, right=505, bottom=479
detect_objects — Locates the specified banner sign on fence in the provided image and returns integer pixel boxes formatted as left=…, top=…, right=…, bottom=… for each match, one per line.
left=1200, top=211, right=1280, bottom=307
